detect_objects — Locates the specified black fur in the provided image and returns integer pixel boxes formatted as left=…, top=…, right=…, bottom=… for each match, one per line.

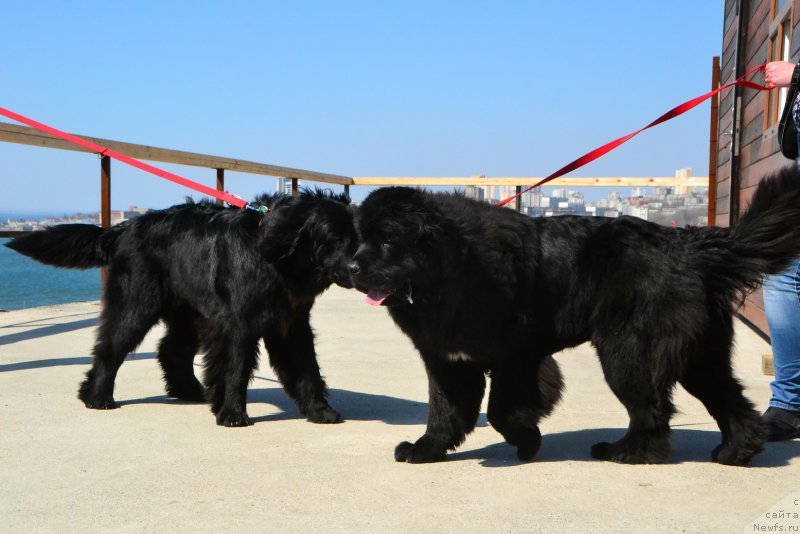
left=6, top=190, right=357, bottom=427
left=349, top=165, right=800, bottom=465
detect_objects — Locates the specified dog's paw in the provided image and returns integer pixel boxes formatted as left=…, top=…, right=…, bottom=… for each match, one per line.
left=711, top=442, right=764, bottom=466
left=166, top=381, right=207, bottom=403
left=515, top=427, right=542, bottom=461
left=590, top=440, right=669, bottom=464
left=82, top=396, right=117, bottom=410
left=590, top=442, right=618, bottom=461
left=216, top=409, right=252, bottom=427
left=394, top=440, right=447, bottom=463
left=306, top=406, right=342, bottom=424
left=711, top=419, right=767, bottom=466
left=492, top=420, right=542, bottom=461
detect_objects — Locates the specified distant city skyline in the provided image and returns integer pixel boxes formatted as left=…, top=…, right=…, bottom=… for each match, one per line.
left=1, top=183, right=710, bottom=234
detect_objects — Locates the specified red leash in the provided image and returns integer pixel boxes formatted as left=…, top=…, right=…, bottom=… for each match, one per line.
left=496, top=63, right=772, bottom=207
left=0, top=106, right=250, bottom=209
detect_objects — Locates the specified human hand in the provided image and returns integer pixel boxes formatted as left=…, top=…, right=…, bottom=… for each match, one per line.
left=764, top=61, right=796, bottom=88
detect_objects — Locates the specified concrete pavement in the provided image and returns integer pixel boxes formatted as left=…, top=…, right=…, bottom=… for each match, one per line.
left=0, top=286, right=798, bottom=533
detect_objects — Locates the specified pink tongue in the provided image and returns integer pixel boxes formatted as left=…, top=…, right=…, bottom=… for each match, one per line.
left=366, top=290, right=389, bottom=306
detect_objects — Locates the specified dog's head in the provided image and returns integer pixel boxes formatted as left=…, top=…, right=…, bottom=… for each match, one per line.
left=258, top=189, right=357, bottom=292
left=349, top=187, right=450, bottom=307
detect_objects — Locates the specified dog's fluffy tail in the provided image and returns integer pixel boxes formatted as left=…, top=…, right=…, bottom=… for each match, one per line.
left=690, top=165, right=800, bottom=300
left=4, top=223, right=123, bottom=269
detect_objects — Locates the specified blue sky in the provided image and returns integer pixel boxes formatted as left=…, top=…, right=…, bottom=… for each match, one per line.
left=1, top=1, right=725, bottom=212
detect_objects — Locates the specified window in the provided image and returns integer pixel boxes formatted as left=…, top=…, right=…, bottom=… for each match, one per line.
left=766, top=0, right=793, bottom=129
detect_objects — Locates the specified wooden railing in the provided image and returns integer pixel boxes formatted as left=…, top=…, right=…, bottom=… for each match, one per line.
left=350, top=175, right=708, bottom=187
left=0, top=121, right=353, bottom=237
left=0, top=120, right=709, bottom=238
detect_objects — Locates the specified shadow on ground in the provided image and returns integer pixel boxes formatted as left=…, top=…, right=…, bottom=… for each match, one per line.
left=108, top=363, right=431, bottom=426
left=448, top=427, right=800, bottom=468
left=118, top=384, right=430, bottom=427
left=0, top=317, right=97, bottom=346
left=0, top=351, right=153, bottom=372
left=0, top=353, right=429, bottom=426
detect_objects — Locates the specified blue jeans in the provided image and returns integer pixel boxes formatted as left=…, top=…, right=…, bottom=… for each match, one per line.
left=761, top=134, right=800, bottom=412
left=763, top=256, right=800, bottom=412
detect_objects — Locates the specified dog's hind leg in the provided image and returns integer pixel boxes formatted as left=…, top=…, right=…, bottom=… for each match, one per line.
left=394, top=355, right=486, bottom=463
left=679, top=326, right=767, bottom=466
left=79, top=272, right=161, bottom=409
left=590, top=338, right=675, bottom=464
left=263, top=314, right=341, bottom=424
left=157, top=310, right=204, bottom=402
left=487, top=355, right=564, bottom=461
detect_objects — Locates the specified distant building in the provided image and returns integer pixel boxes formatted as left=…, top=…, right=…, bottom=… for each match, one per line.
left=597, top=209, right=621, bottom=218
left=628, top=206, right=649, bottom=220
left=0, top=207, right=155, bottom=232
left=464, top=186, right=484, bottom=201
left=482, top=185, right=517, bottom=206
left=277, top=178, right=294, bottom=195
left=110, top=206, right=149, bottom=225
left=526, top=207, right=548, bottom=217
left=654, top=187, right=673, bottom=199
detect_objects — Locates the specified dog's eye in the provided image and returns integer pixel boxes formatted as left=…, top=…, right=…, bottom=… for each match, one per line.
left=381, top=242, right=392, bottom=253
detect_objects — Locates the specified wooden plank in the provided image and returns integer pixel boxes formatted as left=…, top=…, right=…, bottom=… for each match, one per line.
left=762, top=354, right=775, bottom=376
left=216, top=169, right=225, bottom=206
left=100, top=156, right=110, bottom=288
left=351, top=176, right=710, bottom=187
left=100, top=156, right=111, bottom=228
left=741, top=291, right=771, bottom=337
left=709, top=56, right=720, bottom=226
left=0, top=121, right=354, bottom=186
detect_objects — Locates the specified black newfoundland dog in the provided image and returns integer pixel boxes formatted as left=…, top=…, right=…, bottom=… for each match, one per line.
left=349, top=166, right=800, bottom=466
left=7, top=190, right=356, bottom=427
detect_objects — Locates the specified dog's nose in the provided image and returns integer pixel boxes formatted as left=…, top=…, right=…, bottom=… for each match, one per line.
left=347, top=262, right=360, bottom=275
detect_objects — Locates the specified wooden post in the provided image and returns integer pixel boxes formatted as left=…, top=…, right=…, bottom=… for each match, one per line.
left=216, top=168, right=225, bottom=206
left=100, top=156, right=111, bottom=228
left=291, top=178, right=298, bottom=197
left=100, top=155, right=111, bottom=286
left=515, top=186, right=522, bottom=213
left=729, top=0, right=748, bottom=225
left=708, top=55, right=720, bottom=226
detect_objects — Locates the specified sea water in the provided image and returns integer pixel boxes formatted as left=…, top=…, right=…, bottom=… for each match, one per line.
left=0, top=238, right=101, bottom=311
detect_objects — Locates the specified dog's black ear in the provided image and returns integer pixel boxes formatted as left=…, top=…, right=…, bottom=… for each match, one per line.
left=416, top=211, right=441, bottom=238
left=396, top=202, right=441, bottom=242
left=259, top=206, right=310, bottom=262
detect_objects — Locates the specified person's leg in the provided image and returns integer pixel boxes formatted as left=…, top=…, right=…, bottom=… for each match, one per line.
left=762, top=257, right=800, bottom=440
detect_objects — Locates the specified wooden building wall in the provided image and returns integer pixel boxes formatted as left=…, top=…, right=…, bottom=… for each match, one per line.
left=717, top=0, right=800, bottom=335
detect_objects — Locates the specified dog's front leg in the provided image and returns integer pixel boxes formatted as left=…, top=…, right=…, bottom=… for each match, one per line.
left=205, top=330, right=259, bottom=427
left=263, top=316, right=341, bottom=424
left=395, top=355, right=485, bottom=463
